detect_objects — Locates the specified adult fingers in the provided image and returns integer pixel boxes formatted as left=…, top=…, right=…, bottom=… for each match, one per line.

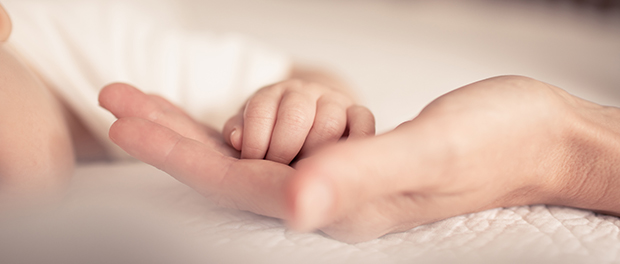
left=99, top=83, right=201, bottom=140
left=109, top=117, right=293, bottom=219
left=346, top=105, right=376, bottom=139
left=99, top=83, right=232, bottom=155
left=100, top=83, right=183, bottom=119
left=266, top=88, right=319, bottom=164
left=285, top=120, right=452, bottom=232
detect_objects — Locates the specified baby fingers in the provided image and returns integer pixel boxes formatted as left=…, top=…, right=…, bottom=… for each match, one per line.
left=265, top=87, right=321, bottom=164
left=222, top=112, right=244, bottom=151
left=234, top=79, right=364, bottom=165
left=239, top=85, right=284, bottom=160
left=346, top=105, right=375, bottom=139
left=298, top=94, right=350, bottom=157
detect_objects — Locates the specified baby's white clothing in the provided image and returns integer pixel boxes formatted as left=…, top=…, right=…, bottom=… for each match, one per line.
left=3, top=0, right=291, bottom=159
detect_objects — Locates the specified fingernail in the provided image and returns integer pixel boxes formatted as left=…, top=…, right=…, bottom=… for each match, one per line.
left=230, top=128, right=241, bottom=150
left=294, top=176, right=333, bottom=232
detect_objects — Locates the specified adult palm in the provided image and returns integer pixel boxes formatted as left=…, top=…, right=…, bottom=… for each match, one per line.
left=99, top=83, right=294, bottom=219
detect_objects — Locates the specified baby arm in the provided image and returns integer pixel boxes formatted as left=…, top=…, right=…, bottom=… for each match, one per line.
left=0, top=45, right=74, bottom=207
left=223, top=66, right=375, bottom=164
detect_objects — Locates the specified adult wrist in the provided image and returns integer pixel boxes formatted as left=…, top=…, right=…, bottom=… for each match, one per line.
left=545, top=94, right=620, bottom=215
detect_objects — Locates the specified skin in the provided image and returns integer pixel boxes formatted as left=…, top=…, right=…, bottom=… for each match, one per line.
left=0, top=4, right=74, bottom=207
left=98, top=70, right=374, bottom=214
left=291, top=76, right=620, bottom=242
left=4, top=1, right=619, bottom=244
left=98, top=83, right=308, bottom=218
left=0, top=2, right=10, bottom=42
left=101, top=75, right=620, bottom=243
left=0, top=1, right=362, bottom=210
left=0, top=3, right=118, bottom=208
left=222, top=77, right=375, bottom=165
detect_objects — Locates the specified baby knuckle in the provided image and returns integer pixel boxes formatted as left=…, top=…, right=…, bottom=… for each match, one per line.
left=315, top=116, right=344, bottom=138
left=280, top=108, right=309, bottom=129
left=244, top=104, right=276, bottom=122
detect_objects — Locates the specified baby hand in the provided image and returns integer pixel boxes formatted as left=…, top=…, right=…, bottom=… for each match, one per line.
left=223, top=79, right=375, bottom=164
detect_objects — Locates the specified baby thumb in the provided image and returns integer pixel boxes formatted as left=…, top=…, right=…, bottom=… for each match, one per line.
left=222, top=112, right=244, bottom=151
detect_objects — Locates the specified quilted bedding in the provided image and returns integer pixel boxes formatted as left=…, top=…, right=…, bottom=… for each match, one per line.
left=2, top=0, right=620, bottom=263
left=3, top=162, right=617, bottom=263
left=76, top=163, right=620, bottom=264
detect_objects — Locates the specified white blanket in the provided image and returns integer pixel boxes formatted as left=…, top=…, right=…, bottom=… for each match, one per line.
left=3, top=161, right=618, bottom=263
left=71, top=162, right=620, bottom=264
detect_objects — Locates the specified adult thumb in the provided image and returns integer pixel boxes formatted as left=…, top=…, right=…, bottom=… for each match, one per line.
left=285, top=120, right=446, bottom=232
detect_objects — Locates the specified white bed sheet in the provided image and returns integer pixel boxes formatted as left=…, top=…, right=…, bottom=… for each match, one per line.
left=2, top=0, right=620, bottom=263
left=61, top=162, right=620, bottom=264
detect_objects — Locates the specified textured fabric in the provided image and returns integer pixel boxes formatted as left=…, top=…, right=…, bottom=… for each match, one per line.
left=24, top=162, right=614, bottom=264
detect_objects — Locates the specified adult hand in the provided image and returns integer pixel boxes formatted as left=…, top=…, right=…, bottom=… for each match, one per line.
left=99, top=83, right=295, bottom=219
left=100, top=76, right=620, bottom=244
left=286, top=75, right=618, bottom=243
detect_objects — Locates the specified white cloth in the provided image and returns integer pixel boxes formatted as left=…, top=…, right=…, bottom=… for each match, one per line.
left=2, top=0, right=291, bottom=159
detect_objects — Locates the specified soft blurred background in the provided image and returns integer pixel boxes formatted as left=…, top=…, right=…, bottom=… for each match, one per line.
left=164, top=0, right=620, bottom=131
left=2, top=0, right=619, bottom=263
